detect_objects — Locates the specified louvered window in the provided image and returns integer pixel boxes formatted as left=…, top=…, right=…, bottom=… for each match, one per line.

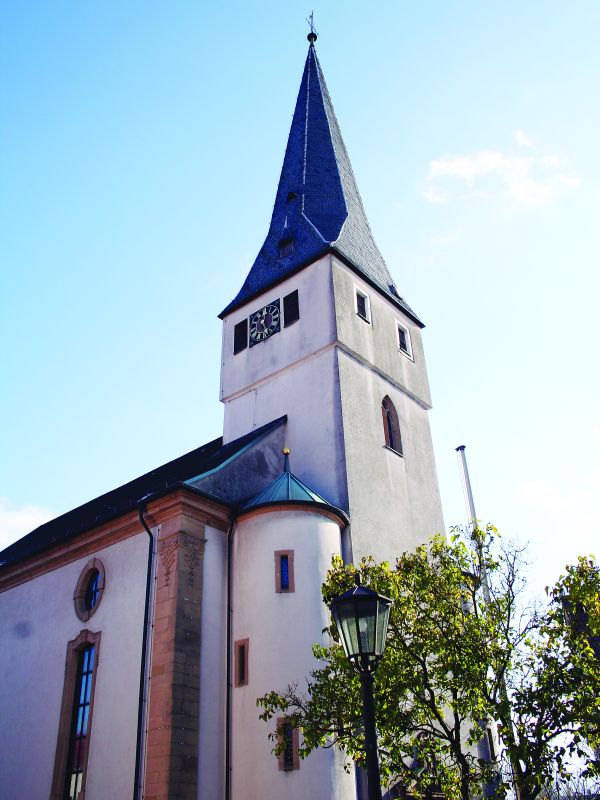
left=234, top=320, right=248, bottom=354
left=283, top=290, right=300, bottom=326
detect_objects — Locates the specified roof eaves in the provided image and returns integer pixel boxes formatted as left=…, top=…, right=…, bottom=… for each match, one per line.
left=218, top=246, right=330, bottom=319
left=330, top=246, right=425, bottom=328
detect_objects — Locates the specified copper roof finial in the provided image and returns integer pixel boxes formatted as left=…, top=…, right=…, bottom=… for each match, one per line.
left=306, top=11, right=318, bottom=44
left=283, top=447, right=291, bottom=472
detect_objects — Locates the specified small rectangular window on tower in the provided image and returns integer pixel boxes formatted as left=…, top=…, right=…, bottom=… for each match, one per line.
left=355, top=288, right=371, bottom=322
left=234, top=638, right=249, bottom=687
left=274, top=550, right=295, bottom=592
left=283, top=290, right=300, bottom=327
left=396, top=321, right=413, bottom=358
left=234, top=319, right=248, bottom=354
left=277, top=717, right=300, bottom=771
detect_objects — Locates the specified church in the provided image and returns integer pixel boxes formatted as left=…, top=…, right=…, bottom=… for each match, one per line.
left=0, top=31, right=445, bottom=800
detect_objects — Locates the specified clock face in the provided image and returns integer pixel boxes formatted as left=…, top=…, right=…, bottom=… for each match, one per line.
left=249, top=300, right=281, bottom=346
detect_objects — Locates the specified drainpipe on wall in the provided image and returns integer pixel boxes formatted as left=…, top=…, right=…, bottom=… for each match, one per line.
left=134, top=496, right=157, bottom=800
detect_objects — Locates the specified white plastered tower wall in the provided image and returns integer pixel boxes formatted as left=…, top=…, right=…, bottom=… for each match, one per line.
left=221, top=255, right=349, bottom=513
left=230, top=505, right=356, bottom=800
left=220, top=253, right=445, bottom=563
left=331, top=257, right=445, bottom=562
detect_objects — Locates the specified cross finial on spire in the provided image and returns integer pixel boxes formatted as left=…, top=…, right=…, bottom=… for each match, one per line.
left=306, top=11, right=318, bottom=44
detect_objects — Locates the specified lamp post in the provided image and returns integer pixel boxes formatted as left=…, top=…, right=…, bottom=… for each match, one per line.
left=330, top=576, right=392, bottom=800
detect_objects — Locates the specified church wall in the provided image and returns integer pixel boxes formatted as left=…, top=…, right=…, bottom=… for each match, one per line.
left=197, top=523, right=227, bottom=800
left=337, top=349, right=445, bottom=564
left=230, top=507, right=355, bottom=800
left=0, top=531, right=147, bottom=800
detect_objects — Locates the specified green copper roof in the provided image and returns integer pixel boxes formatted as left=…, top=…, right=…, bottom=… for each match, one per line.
left=241, top=450, right=340, bottom=514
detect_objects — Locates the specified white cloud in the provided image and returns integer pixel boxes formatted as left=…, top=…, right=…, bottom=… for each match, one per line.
left=422, top=185, right=447, bottom=205
left=423, top=136, right=579, bottom=208
left=515, top=129, right=535, bottom=149
left=0, top=497, right=54, bottom=553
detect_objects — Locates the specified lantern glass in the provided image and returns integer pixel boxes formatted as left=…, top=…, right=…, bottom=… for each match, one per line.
left=331, top=585, right=392, bottom=673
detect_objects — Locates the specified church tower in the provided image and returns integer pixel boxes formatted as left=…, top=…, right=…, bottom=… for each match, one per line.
left=0, top=29, right=448, bottom=800
left=220, top=33, right=444, bottom=564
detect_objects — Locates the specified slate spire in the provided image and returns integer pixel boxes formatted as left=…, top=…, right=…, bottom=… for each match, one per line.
left=220, top=38, right=420, bottom=325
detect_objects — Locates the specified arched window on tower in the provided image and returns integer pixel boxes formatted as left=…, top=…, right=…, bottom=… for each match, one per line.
left=382, top=396, right=403, bottom=455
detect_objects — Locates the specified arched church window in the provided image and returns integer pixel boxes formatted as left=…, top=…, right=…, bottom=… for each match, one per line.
left=50, top=629, right=101, bottom=800
left=382, top=396, right=403, bottom=455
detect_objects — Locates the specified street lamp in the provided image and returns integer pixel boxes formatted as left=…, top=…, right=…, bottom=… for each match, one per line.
left=330, top=575, right=392, bottom=800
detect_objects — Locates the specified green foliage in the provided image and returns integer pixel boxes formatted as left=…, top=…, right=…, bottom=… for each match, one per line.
left=257, top=528, right=600, bottom=800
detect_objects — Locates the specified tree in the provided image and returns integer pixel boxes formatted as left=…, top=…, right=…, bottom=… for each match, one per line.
left=257, top=528, right=600, bottom=800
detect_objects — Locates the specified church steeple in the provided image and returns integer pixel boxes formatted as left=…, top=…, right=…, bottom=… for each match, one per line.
left=220, top=38, right=421, bottom=325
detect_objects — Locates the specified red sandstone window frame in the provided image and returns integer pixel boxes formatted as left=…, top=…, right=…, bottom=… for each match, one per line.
left=274, top=550, right=295, bottom=593
left=277, top=717, right=300, bottom=771
left=234, top=638, right=249, bottom=687
left=73, top=558, right=106, bottom=622
left=50, top=629, right=101, bottom=800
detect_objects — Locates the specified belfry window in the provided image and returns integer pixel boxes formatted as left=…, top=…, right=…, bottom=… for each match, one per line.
left=234, top=319, right=248, bottom=354
left=283, top=290, right=299, bottom=327
left=355, top=287, right=371, bottom=322
left=396, top=321, right=412, bottom=358
left=382, top=396, right=403, bottom=455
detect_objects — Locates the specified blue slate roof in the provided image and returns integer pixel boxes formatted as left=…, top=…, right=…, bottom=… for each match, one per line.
left=220, top=41, right=422, bottom=327
left=0, top=417, right=286, bottom=569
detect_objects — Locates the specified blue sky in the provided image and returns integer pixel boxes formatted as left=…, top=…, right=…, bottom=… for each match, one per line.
left=1, top=1, right=598, bottom=596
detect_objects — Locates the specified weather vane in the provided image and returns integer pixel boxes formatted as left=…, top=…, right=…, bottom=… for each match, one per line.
left=306, top=11, right=318, bottom=44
